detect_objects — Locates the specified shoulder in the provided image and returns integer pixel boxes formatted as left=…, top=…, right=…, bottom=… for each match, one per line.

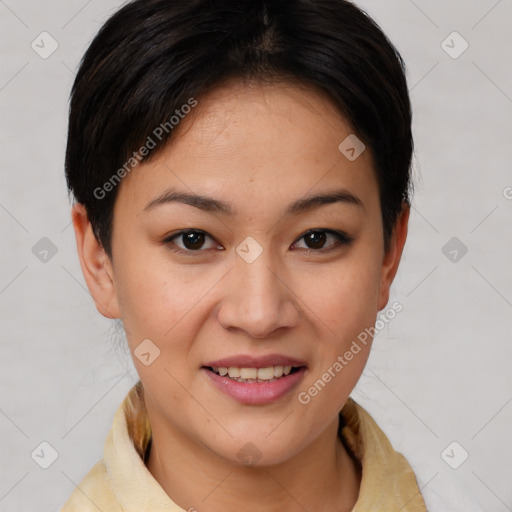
left=59, top=459, right=121, bottom=512
left=340, top=398, right=427, bottom=512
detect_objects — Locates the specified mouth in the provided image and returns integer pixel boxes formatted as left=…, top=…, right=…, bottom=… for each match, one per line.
left=201, top=355, right=308, bottom=405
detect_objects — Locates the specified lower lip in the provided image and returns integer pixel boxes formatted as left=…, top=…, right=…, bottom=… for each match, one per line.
left=202, top=367, right=307, bottom=405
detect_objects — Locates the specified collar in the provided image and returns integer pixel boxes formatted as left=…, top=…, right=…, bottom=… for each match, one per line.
left=103, top=382, right=426, bottom=511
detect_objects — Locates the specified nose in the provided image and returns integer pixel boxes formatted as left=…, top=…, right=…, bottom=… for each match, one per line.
left=216, top=247, right=300, bottom=339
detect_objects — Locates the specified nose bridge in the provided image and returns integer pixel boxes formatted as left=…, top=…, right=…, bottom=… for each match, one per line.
left=217, top=240, right=298, bottom=337
left=236, top=243, right=282, bottom=314
left=239, top=247, right=279, bottom=299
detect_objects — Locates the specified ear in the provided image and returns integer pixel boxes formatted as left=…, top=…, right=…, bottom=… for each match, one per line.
left=71, top=203, right=120, bottom=319
left=377, top=202, right=410, bottom=311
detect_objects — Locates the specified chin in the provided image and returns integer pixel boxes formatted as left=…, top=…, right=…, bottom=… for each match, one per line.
left=208, top=434, right=302, bottom=469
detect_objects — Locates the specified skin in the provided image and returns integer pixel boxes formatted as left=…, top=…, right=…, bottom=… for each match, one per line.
left=72, top=79, right=409, bottom=512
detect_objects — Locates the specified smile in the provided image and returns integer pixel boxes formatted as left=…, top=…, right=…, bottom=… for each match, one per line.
left=202, top=364, right=307, bottom=405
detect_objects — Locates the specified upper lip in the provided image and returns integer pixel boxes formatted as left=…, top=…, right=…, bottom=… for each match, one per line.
left=203, top=354, right=307, bottom=369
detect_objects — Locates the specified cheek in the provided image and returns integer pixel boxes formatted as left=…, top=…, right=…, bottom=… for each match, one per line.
left=297, top=266, right=377, bottom=413
left=294, top=248, right=381, bottom=404
left=298, top=253, right=382, bottom=334
left=114, top=249, right=206, bottom=339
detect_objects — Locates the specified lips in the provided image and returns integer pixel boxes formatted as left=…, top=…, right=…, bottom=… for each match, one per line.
left=201, top=353, right=308, bottom=405
left=202, top=365, right=307, bottom=405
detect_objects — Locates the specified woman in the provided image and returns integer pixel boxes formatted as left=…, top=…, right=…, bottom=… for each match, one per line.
left=61, top=0, right=426, bottom=510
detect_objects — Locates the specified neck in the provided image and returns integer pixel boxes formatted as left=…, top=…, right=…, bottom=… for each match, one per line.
left=146, top=413, right=361, bottom=512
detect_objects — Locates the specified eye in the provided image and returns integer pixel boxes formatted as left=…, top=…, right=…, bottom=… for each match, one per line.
left=291, top=229, right=353, bottom=252
left=163, top=228, right=353, bottom=256
left=163, top=229, right=223, bottom=255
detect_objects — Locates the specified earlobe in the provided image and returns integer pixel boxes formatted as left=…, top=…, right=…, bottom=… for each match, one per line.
left=377, top=202, right=410, bottom=311
left=71, top=203, right=120, bottom=319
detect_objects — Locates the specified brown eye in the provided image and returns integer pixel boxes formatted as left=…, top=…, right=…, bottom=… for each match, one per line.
left=304, top=231, right=327, bottom=250
left=292, top=229, right=353, bottom=252
left=181, top=231, right=206, bottom=250
left=164, top=229, right=223, bottom=255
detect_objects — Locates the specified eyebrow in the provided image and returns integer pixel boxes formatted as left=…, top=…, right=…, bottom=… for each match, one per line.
left=143, top=187, right=364, bottom=216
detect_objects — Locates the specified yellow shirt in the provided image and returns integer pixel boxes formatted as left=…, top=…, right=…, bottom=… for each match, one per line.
left=60, top=382, right=427, bottom=511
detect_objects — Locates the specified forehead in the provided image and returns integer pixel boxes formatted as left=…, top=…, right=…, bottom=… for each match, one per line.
left=170, top=80, right=354, bottom=158
left=114, top=79, right=377, bottom=219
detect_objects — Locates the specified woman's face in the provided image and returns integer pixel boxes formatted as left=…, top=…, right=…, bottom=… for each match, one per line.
left=75, top=80, right=407, bottom=466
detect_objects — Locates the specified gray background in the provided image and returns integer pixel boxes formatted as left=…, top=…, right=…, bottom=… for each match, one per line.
left=1, top=0, right=511, bottom=510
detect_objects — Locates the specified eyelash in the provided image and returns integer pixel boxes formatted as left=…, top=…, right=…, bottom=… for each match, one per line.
left=162, top=228, right=354, bottom=257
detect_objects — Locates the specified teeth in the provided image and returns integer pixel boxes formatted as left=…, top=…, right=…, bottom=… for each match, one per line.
left=240, top=367, right=257, bottom=379
left=227, top=366, right=240, bottom=378
left=256, top=367, right=275, bottom=380
left=210, top=365, right=299, bottom=381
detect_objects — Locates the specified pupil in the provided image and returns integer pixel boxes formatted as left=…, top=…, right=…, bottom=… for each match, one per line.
left=184, top=231, right=204, bottom=250
left=305, top=231, right=326, bottom=249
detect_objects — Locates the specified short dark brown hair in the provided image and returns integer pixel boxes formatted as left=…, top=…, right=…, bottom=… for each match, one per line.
left=65, top=0, right=413, bottom=258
